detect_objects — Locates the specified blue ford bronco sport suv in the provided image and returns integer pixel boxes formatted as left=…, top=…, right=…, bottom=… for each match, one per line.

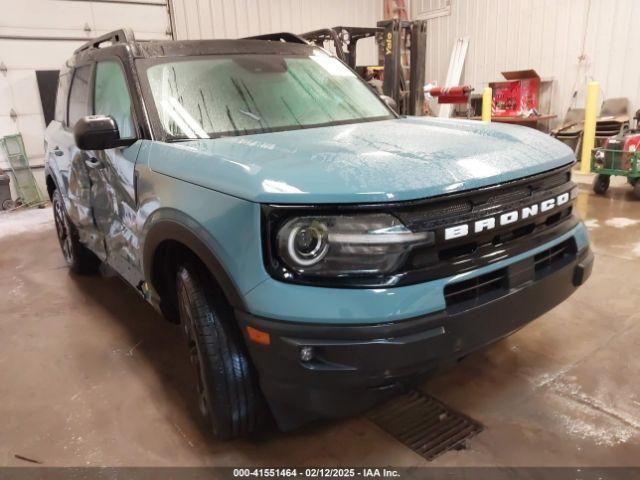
left=45, top=29, right=593, bottom=439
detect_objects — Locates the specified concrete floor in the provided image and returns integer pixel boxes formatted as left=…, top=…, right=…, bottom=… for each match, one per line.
left=1, top=173, right=639, bottom=467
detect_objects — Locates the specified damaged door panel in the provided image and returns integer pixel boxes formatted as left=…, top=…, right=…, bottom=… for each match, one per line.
left=67, top=149, right=107, bottom=259
left=86, top=144, right=142, bottom=285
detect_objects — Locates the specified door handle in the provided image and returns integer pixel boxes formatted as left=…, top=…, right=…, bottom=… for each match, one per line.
left=52, top=147, right=64, bottom=156
left=84, top=156, right=104, bottom=169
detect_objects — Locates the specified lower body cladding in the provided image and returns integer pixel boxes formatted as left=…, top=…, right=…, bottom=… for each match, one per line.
left=237, top=230, right=594, bottom=430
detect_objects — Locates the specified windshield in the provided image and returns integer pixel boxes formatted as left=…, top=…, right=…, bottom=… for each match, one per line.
left=144, top=52, right=393, bottom=140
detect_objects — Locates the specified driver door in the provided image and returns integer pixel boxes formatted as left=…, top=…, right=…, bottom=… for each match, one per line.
left=87, top=58, right=143, bottom=286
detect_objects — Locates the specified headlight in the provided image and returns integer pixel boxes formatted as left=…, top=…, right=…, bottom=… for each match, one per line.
left=273, top=213, right=432, bottom=280
left=283, top=220, right=329, bottom=267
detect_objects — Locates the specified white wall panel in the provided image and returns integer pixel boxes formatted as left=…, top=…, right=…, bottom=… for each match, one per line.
left=0, top=0, right=94, bottom=35
left=0, top=74, right=14, bottom=115
left=171, top=0, right=384, bottom=65
left=413, top=0, right=640, bottom=126
left=92, top=3, right=169, bottom=37
left=0, top=0, right=170, bottom=168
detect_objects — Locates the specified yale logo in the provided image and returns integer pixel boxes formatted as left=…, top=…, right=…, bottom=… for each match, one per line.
left=444, top=192, right=571, bottom=241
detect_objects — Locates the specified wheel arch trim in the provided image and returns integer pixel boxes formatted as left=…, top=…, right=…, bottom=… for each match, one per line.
left=142, top=208, right=246, bottom=310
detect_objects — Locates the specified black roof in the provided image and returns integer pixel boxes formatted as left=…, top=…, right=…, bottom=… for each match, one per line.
left=73, top=28, right=317, bottom=61
left=131, top=38, right=316, bottom=59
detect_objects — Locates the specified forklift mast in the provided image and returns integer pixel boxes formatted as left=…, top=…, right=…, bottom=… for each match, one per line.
left=301, top=20, right=427, bottom=116
left=379, top=19, right=427, bottom=116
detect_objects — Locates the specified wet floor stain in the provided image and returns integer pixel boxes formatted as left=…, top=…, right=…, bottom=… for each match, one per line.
left=603, top=217, right=640, bottom=229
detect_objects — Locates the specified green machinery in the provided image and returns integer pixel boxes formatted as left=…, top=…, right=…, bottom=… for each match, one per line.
left=591, top=148, right=640, bottom=199
left=591, top=110, right=640, bottom=199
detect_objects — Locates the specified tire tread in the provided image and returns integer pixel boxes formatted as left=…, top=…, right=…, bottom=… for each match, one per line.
left=177, top=260, right=263, bottom=439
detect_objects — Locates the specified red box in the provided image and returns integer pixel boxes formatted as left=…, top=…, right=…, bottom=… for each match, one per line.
left=490, top=70, right=540, bottom=117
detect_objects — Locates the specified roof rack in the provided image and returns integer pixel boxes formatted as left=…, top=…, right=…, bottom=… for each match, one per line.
left=75, top=28, right=135, bottom=53
left=244, top=32, right=309, bottom=44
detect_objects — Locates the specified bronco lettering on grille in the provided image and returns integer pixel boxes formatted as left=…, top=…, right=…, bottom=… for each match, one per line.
left=444, top=192, right=571, bottom=241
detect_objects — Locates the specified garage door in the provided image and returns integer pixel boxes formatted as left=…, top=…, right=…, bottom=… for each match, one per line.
left=0, top=0, right=171, bottom=172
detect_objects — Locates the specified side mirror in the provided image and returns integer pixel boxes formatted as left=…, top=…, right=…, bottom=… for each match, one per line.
left=380, top=95, right=398, bottom=112
left=74, top=115, right=135, bottom=150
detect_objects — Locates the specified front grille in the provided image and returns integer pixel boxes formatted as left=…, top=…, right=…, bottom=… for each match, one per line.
left=394, top=168, right=571, bottom=232
left=539, top=170, right=573, bottom=190
left=402, top=204, right=576, bottom=285
left=485, top=187, right=530, bottom=205
left=399, top=198, right=472, bottom=224
left=444, top=268, right=507, bottom=310
left=391, top=165, right=577, bottom=285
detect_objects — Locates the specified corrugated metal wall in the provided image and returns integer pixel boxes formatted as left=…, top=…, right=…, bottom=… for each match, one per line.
left=413, top=0, right=640, bottom=125
left=170, top=0, right=384, bottom=65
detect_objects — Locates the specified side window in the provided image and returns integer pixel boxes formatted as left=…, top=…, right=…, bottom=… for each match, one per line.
left=54, top=73, right=70, bottom=124
left=67, top=65, right=92, bottom=128
left=94, top=60, right=135, bottom=138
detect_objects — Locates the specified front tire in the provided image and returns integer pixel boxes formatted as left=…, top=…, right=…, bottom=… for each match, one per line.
left=176, top=260, right=264, bottom=439
left=593, top=174, right=610, bottom=195
left=52, top=189, right=100, bottom=274
left=633, top=180, right=640, bottom=200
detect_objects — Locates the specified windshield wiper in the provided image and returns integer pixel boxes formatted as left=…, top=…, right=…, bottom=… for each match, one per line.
left=238, top=109, right=261, bottom=122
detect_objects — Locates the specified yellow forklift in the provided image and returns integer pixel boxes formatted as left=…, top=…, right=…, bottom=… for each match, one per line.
left=300, top=20, right=428, bottom=116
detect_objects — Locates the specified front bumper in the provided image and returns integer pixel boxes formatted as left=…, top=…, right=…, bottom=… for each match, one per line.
left=237, top=246, right=593, bottom=430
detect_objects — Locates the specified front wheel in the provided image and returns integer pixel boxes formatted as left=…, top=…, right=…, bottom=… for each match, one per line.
left=52, top=189, right=100, bottom=274
left=593, top=174, right=610, bottom=195
left=176, top=260, right=265, bottom=439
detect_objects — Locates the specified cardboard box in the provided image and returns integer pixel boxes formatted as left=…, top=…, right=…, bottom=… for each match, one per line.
left=490, top=70, right=540, bottom=117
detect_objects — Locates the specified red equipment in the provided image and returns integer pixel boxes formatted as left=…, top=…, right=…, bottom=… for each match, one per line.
left=428, top=85, right=473, bottom=104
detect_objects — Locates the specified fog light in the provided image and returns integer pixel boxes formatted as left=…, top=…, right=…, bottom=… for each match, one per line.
left=300, top=346, right=314, bottom=362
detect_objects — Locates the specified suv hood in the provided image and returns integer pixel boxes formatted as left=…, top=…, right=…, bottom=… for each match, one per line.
left=148, top=117, right=575, bottom=204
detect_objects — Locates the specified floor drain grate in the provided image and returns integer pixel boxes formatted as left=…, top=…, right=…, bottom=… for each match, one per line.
left=367, top=389, right=483, bottom=461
